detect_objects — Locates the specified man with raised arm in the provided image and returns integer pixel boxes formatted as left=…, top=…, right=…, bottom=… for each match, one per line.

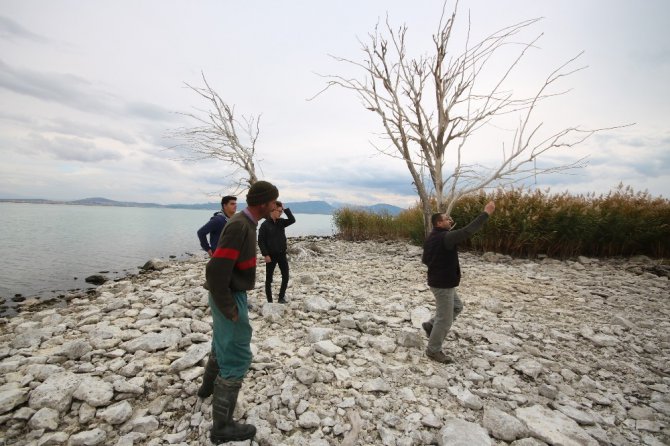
left=258, top=201, right=296, bottom=303
left=422, top=201, right=496, bottom=364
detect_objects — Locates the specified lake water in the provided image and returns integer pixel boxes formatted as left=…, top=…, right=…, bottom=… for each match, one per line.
left=0, top=203, right=335, bottom=313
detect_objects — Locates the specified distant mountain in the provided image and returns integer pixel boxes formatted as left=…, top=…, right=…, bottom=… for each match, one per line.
left=70, top=197, right=164, bottom=208
left=0, top=197, right=406, bottom=215
left=358, top=203, right=404, bottom=216
left=329, top=201, right=405, bottom=216
left=283, top=201, right=335, bottom=214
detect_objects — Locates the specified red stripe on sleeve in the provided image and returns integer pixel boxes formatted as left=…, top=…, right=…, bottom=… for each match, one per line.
left=212, top=248, right=240, bottom=260
left=236, top=257, right=256, bottom=270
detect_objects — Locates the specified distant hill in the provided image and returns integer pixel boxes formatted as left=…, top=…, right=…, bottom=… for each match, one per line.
left=0, top=197, right=406, bottom=215
left=71, top=197, right=164, bottom=208
left=329, top=201, right=405, bottom=216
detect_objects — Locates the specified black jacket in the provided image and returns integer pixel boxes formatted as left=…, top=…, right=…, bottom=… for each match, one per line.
left=258, top=208, right=296, bottom=256
left=422, top=212, right=489, bottom=288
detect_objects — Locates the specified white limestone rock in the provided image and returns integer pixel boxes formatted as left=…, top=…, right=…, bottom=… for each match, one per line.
left=368, top=335, right=397, bottom=354
left=97, top=400, right=133, bottom=425
left=0, top=384, right=29, bottom=414
left=437, top=418, right=493, bottom=446
left=513, top=358, right=544, bottom=379
left=73, top=377, right=114, bottom=407
left=120, top=328, right=182, bottom=352
left=515, top=405, right=598, bottom=446
left=448, top=385, right=484, bottom=410
left=59, top=340, right=92, bottom=360
left=28, top=407, right=60, bottom=431
left=168, top=342, right=210, bottom=372
left=313, top=340, right=342, bottom=357
left=482, top=406, right=527, bottom=441
left=29, top=372, right=81, bottom=412
left=304, top=296, right=334, bottom=313
left=68, top=427, right=106, bottom=446
left=362, top=378, right=391, bottom=393
left=307, top=327, right=334, bottom=343
left=297, top=410, right=321, bottom=428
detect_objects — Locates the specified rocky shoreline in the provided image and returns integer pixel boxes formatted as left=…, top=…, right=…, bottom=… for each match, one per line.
left=0, top=237, right=668, bottom=445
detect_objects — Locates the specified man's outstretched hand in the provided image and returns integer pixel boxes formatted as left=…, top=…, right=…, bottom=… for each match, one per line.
left=484, top=201, right=496, bottom=215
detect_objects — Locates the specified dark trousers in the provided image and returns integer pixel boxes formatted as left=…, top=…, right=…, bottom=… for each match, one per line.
left=265, top=252, right=289, bottom=302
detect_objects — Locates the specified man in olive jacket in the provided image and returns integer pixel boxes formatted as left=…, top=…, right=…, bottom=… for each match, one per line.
left=422, top=201, right=495, bottom=364
left=202, top=181, right=278, bottom=444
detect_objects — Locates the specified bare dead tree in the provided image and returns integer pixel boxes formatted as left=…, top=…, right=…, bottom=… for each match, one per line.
left=169, top=72, right=260, bottom=192
left=313, top=1, right=621, bottom=234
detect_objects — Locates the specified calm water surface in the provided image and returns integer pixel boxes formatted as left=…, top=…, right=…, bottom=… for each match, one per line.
left=0, top=203, right=335, bottom=312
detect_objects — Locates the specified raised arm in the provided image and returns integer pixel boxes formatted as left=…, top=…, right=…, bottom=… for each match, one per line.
left=442, top=201, right=495, bottom=250
left=282, top=208, right=296, bottom=227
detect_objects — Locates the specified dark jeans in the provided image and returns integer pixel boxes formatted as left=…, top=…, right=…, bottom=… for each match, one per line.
left=265, top=252, right=289, bottom=301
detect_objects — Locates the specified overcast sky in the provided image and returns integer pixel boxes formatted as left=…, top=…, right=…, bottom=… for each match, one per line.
left=1, top=0, right=668, bottom=207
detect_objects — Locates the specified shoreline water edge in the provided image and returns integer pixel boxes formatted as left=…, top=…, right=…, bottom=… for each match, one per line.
left=0, top=237, right=668, bottom=445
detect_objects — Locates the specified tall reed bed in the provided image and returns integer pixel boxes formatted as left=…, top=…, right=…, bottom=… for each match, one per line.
left=332, top=207, right=423, bottom=241
left=333, top=186, right=669, bottom=258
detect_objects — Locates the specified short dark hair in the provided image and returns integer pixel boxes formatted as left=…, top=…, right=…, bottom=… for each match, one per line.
left=275, top=200, right=283, bottom=208
left=221, top=195, right=236, bottom=207
left=430, top=213, right=444, bottom=227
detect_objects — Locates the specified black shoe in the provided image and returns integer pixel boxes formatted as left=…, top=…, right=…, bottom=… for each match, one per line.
left=278, top=297, right=287, bottom=304
left=211, top=377, right=256, bottom=443
left=422, top=322, right=433, bottom=338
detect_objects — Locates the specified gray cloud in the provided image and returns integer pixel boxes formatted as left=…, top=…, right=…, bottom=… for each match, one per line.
left=125, top=102, right=175, bottom=122
left=25, top=133, right=123, bottom=162
left=44, top=118, right=137, bottom=145
left=0, top=60, right=175, bottom=126
left=286, top=164, right=416, bottom=196
left=628, top=148, right=670, bottom=177
left=0, top=16, right=48, bottom=43
left=0, top=110, right=36, bottom=125
left=588, top=132, right=670, bottom=179
left=0, top=59, right=115, bottom=114
left=630, top=47, right=670, bottom=70
left=0, top=111, right=136, bottom=146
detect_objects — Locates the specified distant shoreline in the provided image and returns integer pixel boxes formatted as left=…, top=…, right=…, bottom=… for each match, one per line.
left=0, top=198, right=405, bottom=216
left=0, top=235, right=335, bottom=318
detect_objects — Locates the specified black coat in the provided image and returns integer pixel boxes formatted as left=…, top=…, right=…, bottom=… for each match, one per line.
left=422, top=212, right=489, bottom=288
left=258, top=208, right=296, bottom=255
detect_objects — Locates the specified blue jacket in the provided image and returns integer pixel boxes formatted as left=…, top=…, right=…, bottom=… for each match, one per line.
left=197, top=211, right=229, bottom=252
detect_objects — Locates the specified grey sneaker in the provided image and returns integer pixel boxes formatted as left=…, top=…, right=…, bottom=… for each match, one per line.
left=422, top=322, right=433, bottom=338
left=426, top=349, right=453, bottom=364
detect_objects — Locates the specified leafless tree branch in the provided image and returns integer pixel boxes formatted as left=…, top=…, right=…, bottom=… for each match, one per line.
left=167, top=71, right=260, bottom=194
left=311, top=0, right=629, bottom=232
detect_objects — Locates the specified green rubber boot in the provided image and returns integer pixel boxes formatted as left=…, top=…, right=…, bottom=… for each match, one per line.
left=210, top=376, right=256, bottom=444
left=197, top=350, right=219, bottom=399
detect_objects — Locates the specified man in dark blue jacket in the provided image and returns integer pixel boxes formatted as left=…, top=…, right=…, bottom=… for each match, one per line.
left=422, top=200, right=495, bottom=363
left=197, top=196, right=237, bottom=257
left=258, top=201, right=296, bottom=303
